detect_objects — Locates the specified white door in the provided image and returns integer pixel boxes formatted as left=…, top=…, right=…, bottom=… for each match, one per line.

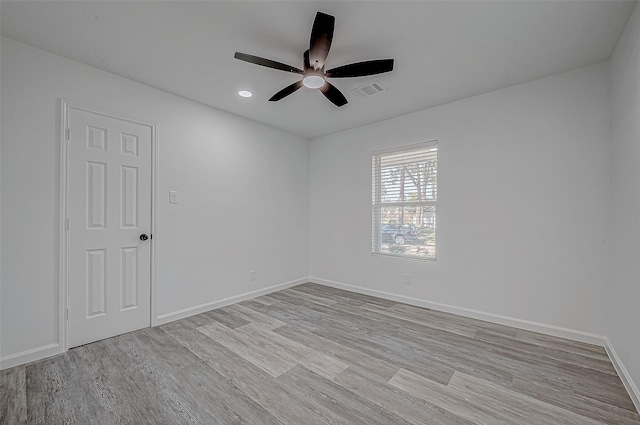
left=67, top=107, right=152, bottom=348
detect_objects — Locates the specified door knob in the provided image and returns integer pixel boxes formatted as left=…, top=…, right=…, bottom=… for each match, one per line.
left=140, top=234, right=149, bottom=241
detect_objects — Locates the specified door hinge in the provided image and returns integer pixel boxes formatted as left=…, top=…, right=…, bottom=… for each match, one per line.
left=66, top=128, right=70, bottom=141
left=66, top=218, right=70, bottom=230
left=66, top=308, right=69, bottom=321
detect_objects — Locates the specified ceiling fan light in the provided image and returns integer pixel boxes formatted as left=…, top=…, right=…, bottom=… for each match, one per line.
left=302, top=75, right=325, bottom=89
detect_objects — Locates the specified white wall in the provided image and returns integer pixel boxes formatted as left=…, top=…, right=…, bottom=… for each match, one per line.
left=309, top=62, right=611, bottom=335
left=0, top=38, right=309, bottom=361
left=609, top=3, right=640, bottom=393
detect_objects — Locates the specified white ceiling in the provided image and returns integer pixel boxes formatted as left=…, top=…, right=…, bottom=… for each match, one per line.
left=1, top=1, right=635, bottom=139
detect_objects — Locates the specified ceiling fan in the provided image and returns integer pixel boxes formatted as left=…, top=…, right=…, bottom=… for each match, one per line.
left=234, top=12, right=394, bottom=107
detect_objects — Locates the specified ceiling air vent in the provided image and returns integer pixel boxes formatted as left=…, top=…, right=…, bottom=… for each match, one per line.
left=351, top=81, right=386, bottom=97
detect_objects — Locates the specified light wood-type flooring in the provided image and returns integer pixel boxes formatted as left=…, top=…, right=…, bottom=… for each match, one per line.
left=1, top=283, right=639, bottom=424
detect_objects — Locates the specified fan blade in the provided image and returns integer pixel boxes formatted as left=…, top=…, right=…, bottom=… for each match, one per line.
left=234, top=52, right=303, bottom=74
left=320, top=82, right=347, bottom=107
left=326, top=59, right=394, bottom=78
left=269, top=80, right=304, bottom=102
left=309, top=12, right=335, bottom=71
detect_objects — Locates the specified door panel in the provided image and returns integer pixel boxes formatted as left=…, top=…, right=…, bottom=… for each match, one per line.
left=68, top=108, right=152, bottom=348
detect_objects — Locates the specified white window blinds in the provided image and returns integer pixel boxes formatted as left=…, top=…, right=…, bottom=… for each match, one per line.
left=372, top=142, right=437, bottom=260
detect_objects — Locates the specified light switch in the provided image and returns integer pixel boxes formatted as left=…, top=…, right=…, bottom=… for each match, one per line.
left=169, top=191, right=178, bottom=204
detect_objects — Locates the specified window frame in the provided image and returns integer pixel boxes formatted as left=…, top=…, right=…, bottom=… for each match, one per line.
left=372, top=140, right=437, bottom=261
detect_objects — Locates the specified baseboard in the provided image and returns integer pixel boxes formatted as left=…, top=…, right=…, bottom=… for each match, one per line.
left=155, top=277, right=307, bottom=325
left=308, top=276, right=607, bottom=346
left=0, top=343, right=61, bottom=370
left=604, top=337, right=640, bottom=413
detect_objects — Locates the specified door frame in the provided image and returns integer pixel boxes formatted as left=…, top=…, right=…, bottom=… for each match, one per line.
left=59, top=99, right=158, bottom=353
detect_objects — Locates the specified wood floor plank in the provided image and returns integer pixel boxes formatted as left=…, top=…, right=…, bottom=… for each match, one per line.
left=0, top=366, right=27, bottom=425
left=571, top=369, right=638, bottom=411
left=291, top=283, right=370, bottom=306
left=181, top=312, right=214, bottom=328
left=513, top=359, right=637, bottom=413
left=448, top=371, right=608, bottom=425
left=163, top=321, right=353, bottom=425
left=201, top=307, right=251, bottom=329
left=251, top=294, right=280, bottom=306
left=296, top=283, right=398, bottom=307
left=311, top=301, right=516, bottom=387
left=161, top=313, right=212, bottom=331
left=222, top=303, right=286, bottom=330
left=136, top=326, right=203, bottom=370
left=389, top=367, right=518, bottom=425
left=312, top=322, right=457, bottom=386
left=25, top=355, right=120, bottom=425
left=358, top=302, right=479, bottom=338
left=278, top=365, right=413, bottom=425
left=516, top=328, right=610, bottom=360
left=234, top=322, right=349, bottom=380
left=197, top=321, right=296, bottom=377
left=109, top=364, right=201, bottom=425
left=272, top=324, right=401, bottom=383
left=119, top=326, right=282, bottom=424
left=350, top=306, right=608, bottom=392
left=389, top=303, right=519, bottom=337
left=3, top=282, right=637, bottom=425
left=474, top=329, right=617, bottom=376
left=333, top=365, right=478, bottom=425
left=82, top=328, right=221, bottom=424
left=273, top=287, right=339, bottom=306
left=167, top=351, right=284, bottom=425
left=512, top=377, right=640, bottom=425
left=65, top=342, right=148, bottom=424
left=244, top=296, right=336, bottom=333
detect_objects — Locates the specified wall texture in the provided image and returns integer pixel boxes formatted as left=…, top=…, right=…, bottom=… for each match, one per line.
left=609, top=2, right=640, bottom=395
left=309, top=62, right=611, bottom=336
left=0, top=38, right=309, bottom=361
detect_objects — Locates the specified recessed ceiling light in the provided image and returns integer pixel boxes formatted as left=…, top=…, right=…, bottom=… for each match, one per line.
left=238, top=90, right=252, bottom=98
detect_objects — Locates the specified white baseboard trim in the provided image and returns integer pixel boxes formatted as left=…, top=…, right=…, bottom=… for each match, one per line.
left=155, top=277, right=307, bottom=326
left=0, top=343, right=61, bottom=370
left=308, top=276, right=607, bottom=346
left=604, top=337, right=640, bottom=413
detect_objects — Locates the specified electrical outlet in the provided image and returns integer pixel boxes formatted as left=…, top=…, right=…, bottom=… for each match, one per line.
left=249, top=270, right=256, bottom=281
left=403, top=273, right=412, bottom=285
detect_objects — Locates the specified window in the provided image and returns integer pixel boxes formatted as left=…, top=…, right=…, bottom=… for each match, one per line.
left=372, top=142, right=437, bottom=260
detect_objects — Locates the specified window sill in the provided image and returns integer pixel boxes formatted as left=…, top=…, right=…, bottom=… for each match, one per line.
left=372, top=252, right=437, bottom=262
